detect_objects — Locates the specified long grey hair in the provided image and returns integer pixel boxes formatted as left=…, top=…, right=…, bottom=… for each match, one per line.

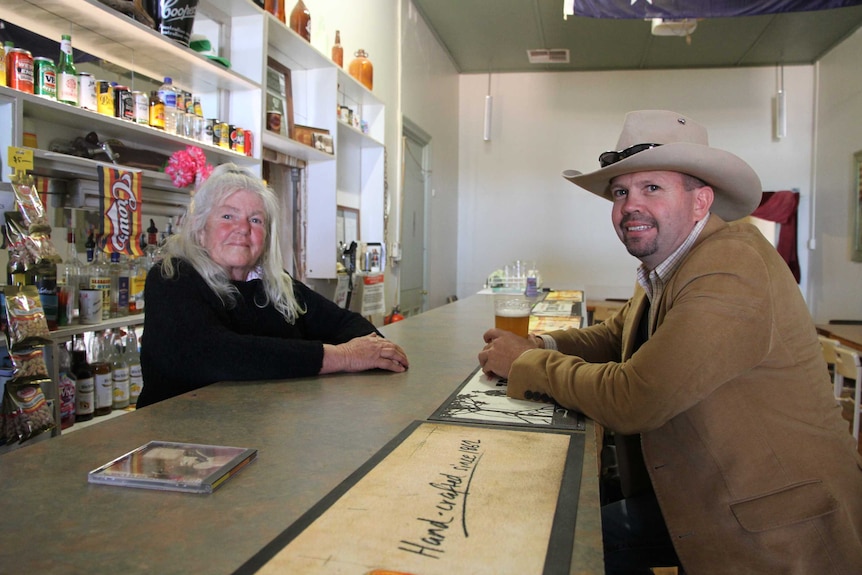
left=158, top=162, right=304, bottom=323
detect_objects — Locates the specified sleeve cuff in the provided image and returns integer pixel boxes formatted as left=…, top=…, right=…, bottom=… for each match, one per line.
left=538, top=334, right=558, bottom=351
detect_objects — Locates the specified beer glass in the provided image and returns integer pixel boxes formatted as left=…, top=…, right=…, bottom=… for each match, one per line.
left=494, top=294, right=532, bottom=338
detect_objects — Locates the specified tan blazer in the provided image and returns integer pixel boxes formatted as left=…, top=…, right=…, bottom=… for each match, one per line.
left=508, top=216, right=862, bottom=574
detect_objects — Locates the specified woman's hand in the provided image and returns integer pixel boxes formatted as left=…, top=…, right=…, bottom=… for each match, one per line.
left=477, top=328, right=539, bottom=379
left=321, top=333, right=409, bottom=374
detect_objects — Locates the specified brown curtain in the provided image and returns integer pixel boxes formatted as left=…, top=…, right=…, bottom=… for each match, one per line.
left=751, top=190, right=800, bottom=283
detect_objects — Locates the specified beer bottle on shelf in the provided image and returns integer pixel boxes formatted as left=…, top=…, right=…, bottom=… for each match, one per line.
left=72, top=334, right=95, bottom=422
left=125, top=327, right=143, bottom=406
left=110, top=330, right=130, bottom=410
left=91, top=330, right=113, bottom=416
left=57, top=34, right=78, bottom=106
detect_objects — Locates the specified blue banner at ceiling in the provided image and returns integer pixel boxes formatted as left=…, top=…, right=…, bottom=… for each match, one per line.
left=573, top=0, right=862, bottom=19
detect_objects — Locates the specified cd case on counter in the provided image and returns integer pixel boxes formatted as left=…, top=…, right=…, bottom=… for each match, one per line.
left=88, top=441, right=258, bottom=494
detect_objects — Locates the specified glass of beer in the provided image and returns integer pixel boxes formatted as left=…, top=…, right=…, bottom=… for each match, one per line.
left=494, top=294, right=532, bottom=338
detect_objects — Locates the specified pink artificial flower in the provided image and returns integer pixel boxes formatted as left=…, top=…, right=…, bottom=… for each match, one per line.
left=166, top=146, right=214, bottom=189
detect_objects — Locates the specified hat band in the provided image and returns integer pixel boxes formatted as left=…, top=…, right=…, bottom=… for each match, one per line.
left=598, top=143, right=662, bottom=168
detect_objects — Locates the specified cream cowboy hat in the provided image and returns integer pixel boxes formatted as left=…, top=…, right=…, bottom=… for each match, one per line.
left=562, top=110, right=762, bottom=221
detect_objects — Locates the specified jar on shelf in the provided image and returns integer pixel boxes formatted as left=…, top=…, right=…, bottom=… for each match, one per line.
left=349, top=49, right=373, bottom=91
left=290, top=0, right=310, bottom=41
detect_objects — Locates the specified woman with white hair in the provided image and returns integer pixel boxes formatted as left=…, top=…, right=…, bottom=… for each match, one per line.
left=137, top=163, right=408, bottom=407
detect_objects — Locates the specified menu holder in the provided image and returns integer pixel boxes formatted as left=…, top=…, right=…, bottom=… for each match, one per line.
left=88, top=441, right=257, bottom=494
left=429, top=367, right=585, bottom=431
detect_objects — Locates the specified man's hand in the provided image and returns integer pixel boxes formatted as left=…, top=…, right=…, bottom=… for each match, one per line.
left=477, top=328, right=540, bottom=379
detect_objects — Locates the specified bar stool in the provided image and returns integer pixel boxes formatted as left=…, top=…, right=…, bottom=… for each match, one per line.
left=834, top=345, right=862, bottom=440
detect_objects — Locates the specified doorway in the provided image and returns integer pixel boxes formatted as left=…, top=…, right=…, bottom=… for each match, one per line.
left=399, top=119, right=430, bottom=316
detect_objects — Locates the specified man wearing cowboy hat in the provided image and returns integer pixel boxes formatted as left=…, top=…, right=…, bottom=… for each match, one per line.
left=478, top=110, right=862, bottom=574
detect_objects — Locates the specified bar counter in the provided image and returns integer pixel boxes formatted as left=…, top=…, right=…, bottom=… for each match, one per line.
left=0, top=295, right=603, bottom=574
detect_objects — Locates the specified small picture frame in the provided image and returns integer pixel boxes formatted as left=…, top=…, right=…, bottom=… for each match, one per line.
left=266, top=58, right=294, bottom=138
left=312, top=133, right=334, bottom=155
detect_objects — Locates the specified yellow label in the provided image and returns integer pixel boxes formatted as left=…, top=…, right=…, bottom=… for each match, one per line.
left=7, top=147, right=34, bottom=172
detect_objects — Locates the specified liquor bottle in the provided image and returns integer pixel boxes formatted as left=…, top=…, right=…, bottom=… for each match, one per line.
left=129, top=250, right=147, bottom=315
left=125, top=328, right=143, bottom=406
left=148, top=90, right=165, bottom=130
left=109, top=252, right=129, bottom=318
left=72, top=335, right=94, bottom=422
left=145, top=219, right=160, bottom=270
left=84, top=228, right=96, bottom=263
left=290, top=0, right=311, bottom=42
left=60, top=229, right=82, bottom=325
left=57, top=342, right=77, bottom=429
left=57, top=34, right=78, bottom=106
left=332, top=30, right=343, bottom=67
left=91, top=330, right=113, bottom=416
left=33, top=259, right=59, bottom=331
left=110, top=330, right=130, bottom=410
left=89, top=239, right=112, bottom=321
left=157, top=77, right=178, bottom=135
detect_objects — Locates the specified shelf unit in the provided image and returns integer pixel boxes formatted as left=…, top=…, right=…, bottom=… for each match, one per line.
left=0, top=0, right=387, bottom=446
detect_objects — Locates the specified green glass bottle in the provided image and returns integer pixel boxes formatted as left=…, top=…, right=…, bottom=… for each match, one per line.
left=57, top=34, right=78, bottom=106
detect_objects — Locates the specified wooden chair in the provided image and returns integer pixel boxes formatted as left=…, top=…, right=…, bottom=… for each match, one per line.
left=834, top=345, right=862, bottom=440
left=818, top=335, right=841, bottom=398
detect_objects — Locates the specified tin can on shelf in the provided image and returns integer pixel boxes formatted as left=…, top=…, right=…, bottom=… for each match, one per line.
left=218, top=122, right=230, bottom=149
left=78, top=72, right=96, bottom=110
left=133, top=91, right=148, bottom=124
left=96, top=81, right=114, bottom=116
left=7, top=48, right=34, bottom=94
left=230, top=126, right=245, bottom=154
left=244, top=129, right=254, bottom=156
left=205, top=118, right=217, bottom=145
left=33, top=57, right=56, bottom=99
left=113, top=85, right=134, bottom=120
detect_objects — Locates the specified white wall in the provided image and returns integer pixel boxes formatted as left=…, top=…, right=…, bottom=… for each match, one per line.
left=400, top=1, right=460, bottom=309
left=811, top=27, right=862, bottom=323
left=457, top=66, right=816, bottom=302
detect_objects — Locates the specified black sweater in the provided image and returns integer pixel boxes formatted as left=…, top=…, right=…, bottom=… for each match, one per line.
left=137, top=260, right=377, bottom=407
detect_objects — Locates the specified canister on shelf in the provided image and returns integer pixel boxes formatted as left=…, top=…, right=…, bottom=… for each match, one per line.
left=78, top=72, right=96, bottom=111
left=244, top=129, right=254, bottom=156
left=33, top=57, right=56, bottom=99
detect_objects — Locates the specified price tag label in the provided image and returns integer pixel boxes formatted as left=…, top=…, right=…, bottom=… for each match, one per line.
left=7, top=147, right=34, bottom=172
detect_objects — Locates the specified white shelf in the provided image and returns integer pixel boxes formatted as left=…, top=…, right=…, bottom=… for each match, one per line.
left=337, top=121, right=384, bottom=149
left=0, top=0, right=260, bottom=94
left=261, top=129, right=336, bottom=163
left=1, top=85, right=259, bottom=169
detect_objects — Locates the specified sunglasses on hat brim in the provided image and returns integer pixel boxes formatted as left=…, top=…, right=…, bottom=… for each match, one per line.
left=598, top=143, right=663, bottom=168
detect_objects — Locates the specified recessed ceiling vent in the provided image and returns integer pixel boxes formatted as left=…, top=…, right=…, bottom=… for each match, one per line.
left=527, top=49, right=570, bottom=64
